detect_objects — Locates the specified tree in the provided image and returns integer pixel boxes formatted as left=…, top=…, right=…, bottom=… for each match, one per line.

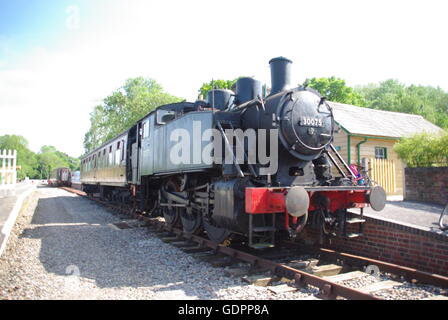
left=0, top=135, right=81, bottom=179
left=394, top=132, right=448, bottom=167
left=34, top=146, right=80, bottom=179
left=84, top=78, right=182, bottom=152
left=0, top=135, right=38, bottom=180
left=303, top=77, right=366, bottom=106
left=198, top=79, right=238, bottom=99
left=356, top=80, right=448, bottom=129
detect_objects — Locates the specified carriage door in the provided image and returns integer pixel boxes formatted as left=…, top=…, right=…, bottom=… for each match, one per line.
left=127, top=124, right=140, bottom=184
left=140, top=116, right=154, bottom=176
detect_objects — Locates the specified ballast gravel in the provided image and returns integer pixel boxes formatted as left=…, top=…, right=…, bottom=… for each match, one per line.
left=0, top=187, right=445, bottom=300
left=0, top=187, right=315, bottom=300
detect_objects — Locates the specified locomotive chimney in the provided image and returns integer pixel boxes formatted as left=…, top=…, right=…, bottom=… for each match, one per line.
left=269, top=56, right=292, bottom=95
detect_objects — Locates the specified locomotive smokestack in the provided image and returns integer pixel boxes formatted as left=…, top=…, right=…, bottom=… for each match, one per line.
left=269, top=56, right=292, bottom=95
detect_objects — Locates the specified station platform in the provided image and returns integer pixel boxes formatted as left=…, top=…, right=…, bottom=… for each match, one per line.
left=0, top=181, right=37, bottom=256
left=367, top=200, right=446, bottom=232
left=351, top=200, right=447, bottom=236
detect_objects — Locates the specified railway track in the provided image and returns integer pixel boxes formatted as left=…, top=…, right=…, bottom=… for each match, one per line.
left=61, top=186, right=448, bottom=300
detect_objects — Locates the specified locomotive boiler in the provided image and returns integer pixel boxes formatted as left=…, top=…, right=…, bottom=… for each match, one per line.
left=80, top=57, right=386, bottom=248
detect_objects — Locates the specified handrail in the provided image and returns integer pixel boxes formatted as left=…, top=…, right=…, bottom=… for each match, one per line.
left=439, top=202, right=448, bottom=231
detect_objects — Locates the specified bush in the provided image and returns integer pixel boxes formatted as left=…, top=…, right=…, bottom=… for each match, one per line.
left=394, top=132, right=448, bottom=167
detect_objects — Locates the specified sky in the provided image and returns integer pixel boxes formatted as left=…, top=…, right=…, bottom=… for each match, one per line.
left=0, top=0, right=447, bottom=157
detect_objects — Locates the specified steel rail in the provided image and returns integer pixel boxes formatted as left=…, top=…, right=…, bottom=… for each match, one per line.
left=315, top=247, right=448, bottom=289
left=60, top=186, right=447, bottom=299
left=132, top=215, right=379, bottom=300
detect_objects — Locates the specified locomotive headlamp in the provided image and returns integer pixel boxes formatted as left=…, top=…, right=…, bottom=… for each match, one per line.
left=285, top=186, right=310, bottom=217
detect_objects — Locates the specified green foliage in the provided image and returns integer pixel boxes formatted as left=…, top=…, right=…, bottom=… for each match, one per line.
left=303, top=77, right=366, bottom=106
left=355, top=80, right=448, bottom=129
left=302, top=77, right=448, bottom=129
left=37, top=146, right=80, bottom=179
left=0, top=135, right=38, bottom=180
left=394, top=132, right=448, bottom=167
left=0, top=135, right=80, bottom=179
left=84, top=77, right=181, bottom=152
left=198, top=79, right=238, bottom=99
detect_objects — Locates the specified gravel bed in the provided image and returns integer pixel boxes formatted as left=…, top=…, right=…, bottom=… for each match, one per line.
left=1, top=187, right=445, bottom=300
left=0, top=187, right=317, bottom=300
left=339, top=274, right=380, bottom=289
left=372, top=281, right=447, bottom=300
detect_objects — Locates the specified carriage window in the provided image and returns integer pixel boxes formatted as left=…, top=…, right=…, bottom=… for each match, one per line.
left=121, top=140, right=125, bottom=161
left=108, top=146, right=113, bottom=165
left=375, top=147, right=387, bottom=159
left=115, top=141, right=121, bottom=165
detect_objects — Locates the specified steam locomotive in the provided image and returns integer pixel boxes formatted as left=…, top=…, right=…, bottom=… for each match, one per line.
left=80, top=57, right=386, bottom=248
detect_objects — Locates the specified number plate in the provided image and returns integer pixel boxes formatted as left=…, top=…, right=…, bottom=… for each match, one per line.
left=299, top=117, right=323, bottom=127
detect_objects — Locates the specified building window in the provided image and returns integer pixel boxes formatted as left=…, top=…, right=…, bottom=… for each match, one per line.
left=375, top=147, right=387, bottom=159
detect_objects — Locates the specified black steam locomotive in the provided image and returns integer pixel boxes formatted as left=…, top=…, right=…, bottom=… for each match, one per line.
left=81, top=57, right=386, bottom=248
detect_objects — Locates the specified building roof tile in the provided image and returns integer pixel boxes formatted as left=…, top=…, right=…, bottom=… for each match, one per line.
left=329, top=102, right=443, bottom=138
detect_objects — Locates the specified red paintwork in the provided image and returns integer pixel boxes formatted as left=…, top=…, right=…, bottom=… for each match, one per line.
left=245, top=187, right=369, bottom=215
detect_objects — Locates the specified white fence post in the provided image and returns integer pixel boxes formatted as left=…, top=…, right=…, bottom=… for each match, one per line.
left=0, top=149, right=17, bottom=197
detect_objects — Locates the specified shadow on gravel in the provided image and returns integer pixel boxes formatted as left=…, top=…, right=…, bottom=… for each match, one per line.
left=19, top=194, right=233, bottom=299
left=30, top=196, right=113, bottom=225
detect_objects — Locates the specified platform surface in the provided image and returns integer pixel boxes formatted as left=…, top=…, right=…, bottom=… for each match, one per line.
left=0, top=181, right=37, bottom=255
left=354, top=200, right=447, bottom=234
left=0, top=182, right=36, bottom=222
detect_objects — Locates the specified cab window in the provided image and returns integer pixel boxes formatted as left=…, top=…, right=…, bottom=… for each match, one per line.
left=143, top=120, right=150, bottom=138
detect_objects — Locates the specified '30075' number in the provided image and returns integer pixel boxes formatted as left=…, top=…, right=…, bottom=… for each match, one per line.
left=300, top=117, right=323, bottom=127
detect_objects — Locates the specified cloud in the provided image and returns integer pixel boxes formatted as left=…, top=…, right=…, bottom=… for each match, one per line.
left=1, top=0, right=447, bottom=158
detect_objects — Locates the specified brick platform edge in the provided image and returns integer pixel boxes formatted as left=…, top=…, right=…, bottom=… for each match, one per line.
left=405, top=167, right=448, bottom=205
left=300, top=213, right=448, bottom=276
